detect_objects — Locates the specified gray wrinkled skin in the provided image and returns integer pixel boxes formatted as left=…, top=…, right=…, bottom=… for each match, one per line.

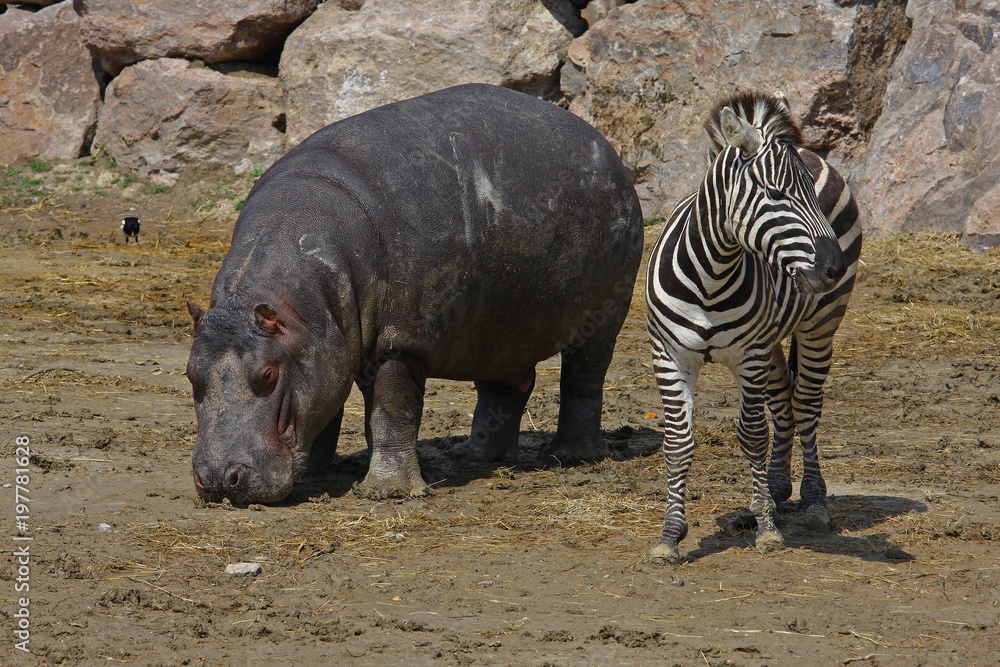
left=186, top=83, right=644, bottom=504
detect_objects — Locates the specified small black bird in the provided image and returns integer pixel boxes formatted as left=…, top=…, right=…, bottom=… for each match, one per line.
left=121, top=216, right=141, bottom=245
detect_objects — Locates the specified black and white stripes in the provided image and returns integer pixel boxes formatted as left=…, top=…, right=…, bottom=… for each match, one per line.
left=645, top=91, right=862, bottom=564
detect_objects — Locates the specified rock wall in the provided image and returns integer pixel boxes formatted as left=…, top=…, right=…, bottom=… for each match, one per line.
left=563, top=0, right=858, bottom=220
left=77, top=0, right=320, bottom=76
left=856, top=0, right=1000, bottom=253
left=93, top=59, right=286, bottom=183
left=280, top=0, right=584, bottom=146
left=0, top=2, right=104, bottom=161
left=1, top=0, right=999, bottom=250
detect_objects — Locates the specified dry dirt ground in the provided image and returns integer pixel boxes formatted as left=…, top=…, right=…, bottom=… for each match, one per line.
left=1, top=157, right=999, bottom=666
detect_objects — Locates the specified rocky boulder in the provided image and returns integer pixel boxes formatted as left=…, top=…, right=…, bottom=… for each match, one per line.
left=857, top=0, right=1000, bottom=252
left=0, top=2, right=104, bottom=162
left=563, top=0, right=857, bottom=220
left=845, top=0, right=912, bottom=141
left=280, top=0, right=585, bottom=146
left=93, top=59, right=286, bottom=182
left=77, top=0, right=320, bottom=76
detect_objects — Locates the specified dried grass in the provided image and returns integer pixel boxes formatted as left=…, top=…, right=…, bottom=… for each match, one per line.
left=835, top=232, right=1000, bottom=364
left=4, top=368, right=185, bottom=397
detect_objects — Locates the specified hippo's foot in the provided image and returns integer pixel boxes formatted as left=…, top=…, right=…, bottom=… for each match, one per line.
left=541, top=434, right=608, bottom=465
left=804, top=504, right=834, bottom=533
left=355, top=474, right=428, bottom=500
left=358, top=447, right=428, bottom=499
left=649, top=540, right=682, bottom=565
left=754, top=526, right=785, bottom=555
left=450, top=438, right=519, bottom=466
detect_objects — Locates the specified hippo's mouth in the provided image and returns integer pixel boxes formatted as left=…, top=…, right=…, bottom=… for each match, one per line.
left=277, top=389, right=297, bottom=446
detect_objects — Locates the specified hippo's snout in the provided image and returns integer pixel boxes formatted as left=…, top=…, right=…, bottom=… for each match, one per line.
left=192, top=440, right=297, bottom=504
left=194, top=459, right=251, bottom=502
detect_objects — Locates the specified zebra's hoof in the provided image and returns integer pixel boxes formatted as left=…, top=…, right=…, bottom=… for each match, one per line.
left=805, top=505, right=834, bottom=533
left=649, top=541, right=681, bottom=565
left=755, top=530, right=784, bottom=554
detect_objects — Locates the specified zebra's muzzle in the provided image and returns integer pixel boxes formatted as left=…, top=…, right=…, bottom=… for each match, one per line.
left=795, top=236, right=847, bottom=294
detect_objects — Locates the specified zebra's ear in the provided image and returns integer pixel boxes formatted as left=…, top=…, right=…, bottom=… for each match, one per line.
left=720, top=107, right=762, bottom=155
left=773, top=91, right=791, bottom=112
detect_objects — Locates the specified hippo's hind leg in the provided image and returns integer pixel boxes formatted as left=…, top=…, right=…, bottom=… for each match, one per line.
left=452, top=371, right=535, bottom=465
left=303, top=408, right=343, bottom=477
left=543, top=330, right=618, bottom=464
left=358, top=354, right=429, bottom=498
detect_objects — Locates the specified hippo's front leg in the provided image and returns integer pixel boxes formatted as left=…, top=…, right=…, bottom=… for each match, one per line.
left=359, top=355, right=429, bottom=498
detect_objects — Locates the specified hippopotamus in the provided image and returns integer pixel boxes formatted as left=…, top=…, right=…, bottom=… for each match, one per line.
left=185, top=83, right=643, bottom=504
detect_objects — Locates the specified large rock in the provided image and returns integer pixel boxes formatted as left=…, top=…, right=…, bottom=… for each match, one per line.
left=563, top=0, right=857, bottom=220
left=280, top=0, right=585, bottom=146
left=77, top=0, right=320, bottom=76
left=857, top=0, right=1000, bottom=252
left=0, top=2, right=104, bottom=162
left=93, top=59, right=286, bottom=181
left=845, top=0, right=912, bottom=141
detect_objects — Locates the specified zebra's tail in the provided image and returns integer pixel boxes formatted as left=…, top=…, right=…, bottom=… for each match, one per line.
left=788, top=336, right=799, bottom=388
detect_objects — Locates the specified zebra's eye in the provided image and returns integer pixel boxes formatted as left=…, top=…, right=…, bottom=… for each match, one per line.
left=766, top=188, right=784, bottom=201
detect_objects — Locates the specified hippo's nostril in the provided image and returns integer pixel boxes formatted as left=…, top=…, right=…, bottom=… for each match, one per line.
left=223, top=463, right=247, bottom=491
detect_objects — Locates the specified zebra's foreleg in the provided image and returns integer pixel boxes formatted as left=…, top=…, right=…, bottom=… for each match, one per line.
left=792, top=333, right=835, bottom=533
left=766, top=341, right=796, bottom=514
left=649, top=349, right=697, bottom=565
left=736, top=356, right=784, bottom=554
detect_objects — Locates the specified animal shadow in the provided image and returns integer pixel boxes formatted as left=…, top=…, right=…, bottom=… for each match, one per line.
left=285, top=424, right=663, bottom=502
left=685, top=494, right=928, bottom=563
left=423, top=424, right=663, bottom=490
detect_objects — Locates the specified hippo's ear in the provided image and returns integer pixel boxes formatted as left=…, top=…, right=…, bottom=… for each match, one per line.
left=254, top=304, right=286, bottom=336
left=187, top=301, right=206, bottom=331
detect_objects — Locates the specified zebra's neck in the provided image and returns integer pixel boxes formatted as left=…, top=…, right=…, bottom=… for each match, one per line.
left=685, top=149, right=745, bottom=289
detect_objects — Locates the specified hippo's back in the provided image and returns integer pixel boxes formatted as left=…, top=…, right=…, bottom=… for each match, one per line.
left=241, top=84, right=643, bottom=379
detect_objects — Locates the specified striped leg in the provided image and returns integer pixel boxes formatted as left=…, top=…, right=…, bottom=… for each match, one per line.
left=791, top=332, right=835, bottom=533
left=736, top=353, right=784, bottom=554
left=649, top=346, right=698, bottom=565
left=766, top=342, right=796, bottom=513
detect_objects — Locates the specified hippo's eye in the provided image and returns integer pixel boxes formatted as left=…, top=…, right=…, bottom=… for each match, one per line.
left=257, top=366, right=278, bottom=397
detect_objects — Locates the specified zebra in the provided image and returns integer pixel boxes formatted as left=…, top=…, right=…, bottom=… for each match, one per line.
left=644, top=90, right=862, bottom=564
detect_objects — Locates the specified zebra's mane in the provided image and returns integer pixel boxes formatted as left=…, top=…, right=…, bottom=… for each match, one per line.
left=703, top=91, right=803, bottom=161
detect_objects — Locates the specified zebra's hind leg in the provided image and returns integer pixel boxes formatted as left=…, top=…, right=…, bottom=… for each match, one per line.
left=766, top=342, right=796, bottom=515
left=649, top=348, right=697, bottom=565
left=736, top=354, right=784, bottom=554
left=791, top=333, right=836, bottom=533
